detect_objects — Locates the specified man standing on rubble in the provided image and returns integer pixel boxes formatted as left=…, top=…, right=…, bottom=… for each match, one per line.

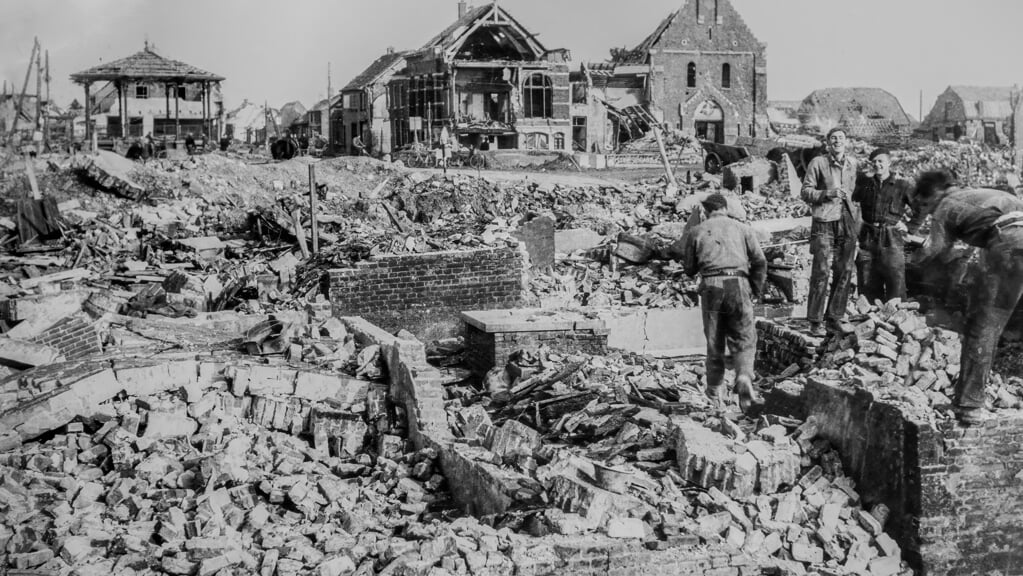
left=910, top=170, right=1023, bottom=424
left=669, top=193, right=765, bottom=412
left=852, top=148, right=921, bottom=303
left=801, top=127, right=861, bottom=336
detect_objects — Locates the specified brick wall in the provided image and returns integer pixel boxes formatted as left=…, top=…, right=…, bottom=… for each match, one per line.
left=328, top=246, right=528, bottom=340
left=465, top=324, right=608, bottom=376
left=802, top=378, right=1023, bottom=575
left=754, top=319, right=819, bottom=375
left=30, top=313, right=101, bottom=360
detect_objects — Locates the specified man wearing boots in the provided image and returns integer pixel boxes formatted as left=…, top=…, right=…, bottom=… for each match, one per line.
left=669, top=193, right=765, bottom=412
left=910, top=170, right=1023, bottom=424
left=801, top=127, right=861, bottom=336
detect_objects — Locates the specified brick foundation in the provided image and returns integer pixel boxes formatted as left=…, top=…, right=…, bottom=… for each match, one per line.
left=328, top=246, right=528, bottom=340
left=803, top=377, right=1023, bottom=575
left=465, top=324, right=608, bottom=376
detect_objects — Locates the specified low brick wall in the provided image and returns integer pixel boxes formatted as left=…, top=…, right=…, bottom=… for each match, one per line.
left=328, top=246, right=528, bottom=340
left=754, top=318, right=819, bottom=375
left=349, top=316, right=758, bottom=575
left=465, top=324, right=608, bottom=376
left=802, top=378, right=1023, bottom=575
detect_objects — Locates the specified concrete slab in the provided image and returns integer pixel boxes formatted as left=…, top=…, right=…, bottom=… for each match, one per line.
left=460, top=309, right=601, bottom=334
left=0, top=338, right=63, bottom=368
left=555, top=229, right=606, bottom=254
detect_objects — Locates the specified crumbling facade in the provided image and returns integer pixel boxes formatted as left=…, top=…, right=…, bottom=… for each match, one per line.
left=70, top=45, right=224, bottom=143
left=920, top=85, right=1014, bottom=145
left=386, top=3, right=571, bottom=152
left=622, top=0, right=768, bottom=144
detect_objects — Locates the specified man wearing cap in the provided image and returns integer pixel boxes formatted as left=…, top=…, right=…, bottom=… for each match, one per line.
left=852, top=148, right=922, bottom=303
left=801, top=127, right=861, bottom=336
left=910, top=171, right=1023, bottom=424
left=668, top=193, right=765, bottom=412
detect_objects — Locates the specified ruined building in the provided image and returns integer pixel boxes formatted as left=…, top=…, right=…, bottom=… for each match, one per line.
left=385, top=2, right=571, bottom=153
left=335, top=49, right=408, bottom=156
left=620, top=0, right=768, bottom=144
left=920, top=85, right=1014, bottom=145
left=797, top=87, right=914, bottom=146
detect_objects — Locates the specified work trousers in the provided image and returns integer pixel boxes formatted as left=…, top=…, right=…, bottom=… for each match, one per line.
left=700, top=276, right=757, bottom=390
left=856, top=224, right=906, bottom=304
left=956, top=227, right=1023, bottom=408
left=807, top=219, right=858, bottom=326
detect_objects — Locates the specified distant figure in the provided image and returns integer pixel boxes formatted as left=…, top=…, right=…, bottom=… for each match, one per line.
left=353, top=134, right=366, bottom=156
left=219, top=135, right=231, bottom=152
left=143, top=133, right=155, bottom=160
left=185, top=133, right=197, bottom=155
left=125, top=139, right=145, bottom=161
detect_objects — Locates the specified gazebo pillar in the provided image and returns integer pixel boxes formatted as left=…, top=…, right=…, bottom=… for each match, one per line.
left=201, top=81, right=208, bottom=141
left=174, top=82, right=180, bottom=140
left=83, top=82, right=91, bottom=143
left=165, top=83, right=170, bottom=138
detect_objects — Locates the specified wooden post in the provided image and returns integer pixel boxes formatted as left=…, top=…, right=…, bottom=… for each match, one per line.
left=308, top=164, right=319, bottom=253
left=291, top=209, right=309, bottom=258
left=652, top=124, right=679, bottom=196
left=165, top=83, right=170, bottom=138
left=84, top=83, right=91, bottom=145
left=174, top=83, right=180, bottom=140
left=24, top=158, right=41, bottom=200
left=201, top=81, right=208, bottom=141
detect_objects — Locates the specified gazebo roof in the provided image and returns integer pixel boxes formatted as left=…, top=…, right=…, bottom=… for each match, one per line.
left=70, top=47, right=224, bottom=84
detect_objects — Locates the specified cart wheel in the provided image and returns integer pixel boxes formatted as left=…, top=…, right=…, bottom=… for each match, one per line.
left=469, top=154, right=485, bottom=169
left=704, top=153, right=722, bottom=174
left=424, top=154, right=437, bottom=168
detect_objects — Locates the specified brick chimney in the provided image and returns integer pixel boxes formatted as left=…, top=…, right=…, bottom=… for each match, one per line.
left=386, top=46, right=395, bottom=55
left=458, top=0, right=468, bottom=18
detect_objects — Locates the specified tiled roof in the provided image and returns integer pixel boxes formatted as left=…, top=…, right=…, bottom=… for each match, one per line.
left=71, top=47, right=223, bottom=83
left=341, top=52, right=407, bottom=92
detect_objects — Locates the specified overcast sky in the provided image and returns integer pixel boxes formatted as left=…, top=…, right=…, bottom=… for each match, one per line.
left=1, top=0, right=1021, bottom=117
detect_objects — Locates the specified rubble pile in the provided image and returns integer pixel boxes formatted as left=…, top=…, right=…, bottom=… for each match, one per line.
left=891, top=142, right=1020, bottom=188
left=0, top=386, right=464, bottom=576
left=443, top=348, right=914, bottom=575
left=764, top=297, right=1023, bottom=419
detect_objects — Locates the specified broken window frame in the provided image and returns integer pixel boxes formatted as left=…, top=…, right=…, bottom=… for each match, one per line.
left=135, top=85, right=149, bottom=99
left=522, top=73, right=553, bottom=119
left=687, top=63, right=697, bottom=88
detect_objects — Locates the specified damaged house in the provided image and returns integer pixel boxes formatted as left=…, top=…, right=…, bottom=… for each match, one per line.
left=919, top=85, right=1014, bottom=145
left=335, top=48, right=408, bottom=156
left=70, top=44, right=224, bottom=143
left=387, top=1, right=572, bottom=152
left=612, top=0, right=769, bottom=144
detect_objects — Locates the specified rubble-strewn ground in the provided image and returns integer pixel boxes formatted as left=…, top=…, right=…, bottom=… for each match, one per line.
left=1, top=140, right=1023, bottom=575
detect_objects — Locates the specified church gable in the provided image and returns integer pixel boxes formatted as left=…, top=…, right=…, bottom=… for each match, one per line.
left=651, top=0, right=764, bottom=55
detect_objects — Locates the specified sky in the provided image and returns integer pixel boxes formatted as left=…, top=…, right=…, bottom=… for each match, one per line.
left=2, top=0, right=1022, bottom=119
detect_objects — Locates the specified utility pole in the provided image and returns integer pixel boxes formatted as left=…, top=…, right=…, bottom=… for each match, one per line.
left=44, top=50, right=50, bottom=151
left=35, top=43, right=43, bottom=134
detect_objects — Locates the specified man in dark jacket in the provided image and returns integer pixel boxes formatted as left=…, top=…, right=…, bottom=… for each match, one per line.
left=911, top=170, right=1023, bottom=424
left=852, top=148, right=922, bottom=303
left=669, top=193, right=766, bottom=412
left=801, top=127, right=861, bottom=336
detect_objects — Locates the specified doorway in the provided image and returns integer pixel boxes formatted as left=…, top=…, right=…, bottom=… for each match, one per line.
left=693, top=99, right=725, bottom=143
